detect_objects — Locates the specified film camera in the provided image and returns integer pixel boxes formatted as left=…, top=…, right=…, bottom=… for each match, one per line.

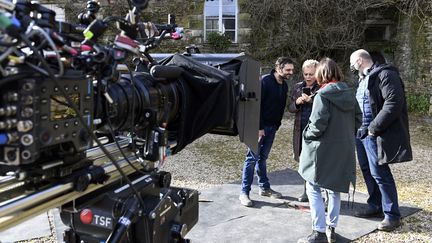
left=0, top=0, right=260, bottom=242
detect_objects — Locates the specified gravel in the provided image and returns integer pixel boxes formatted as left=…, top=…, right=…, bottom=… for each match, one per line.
left=19, top=114, right=432, bottom=242
left=164, top=113, right=432, bottom=243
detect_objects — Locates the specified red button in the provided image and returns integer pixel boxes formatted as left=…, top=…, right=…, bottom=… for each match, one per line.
left=79, top=209, right=93, bottom=224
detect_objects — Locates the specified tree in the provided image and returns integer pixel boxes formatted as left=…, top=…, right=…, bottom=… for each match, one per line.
left=241, top=0, right=432, bottom=64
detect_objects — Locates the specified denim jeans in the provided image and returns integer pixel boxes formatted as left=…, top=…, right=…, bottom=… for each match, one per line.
left=306, top=182, right=341, bottom=233
left=241, top=126, right=276, bottom=194
left=356, top=136, right=401, bottom=220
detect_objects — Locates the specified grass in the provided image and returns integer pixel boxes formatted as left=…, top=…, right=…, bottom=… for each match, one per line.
left=18, top=114, right=432, bottom=242
left=168, top=113, right=432, bottom=242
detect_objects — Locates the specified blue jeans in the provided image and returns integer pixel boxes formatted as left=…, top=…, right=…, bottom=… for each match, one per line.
left=306, top=182, right=341, bottom=233
left=241, top=126, right=276, bottom=194
left=356, top=136, right=401, bottom=220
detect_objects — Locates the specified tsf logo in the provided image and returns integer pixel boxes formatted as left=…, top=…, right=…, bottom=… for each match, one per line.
left=80, top=208, right=113, bottom=229
left=92, top=214, right=113, bottom=229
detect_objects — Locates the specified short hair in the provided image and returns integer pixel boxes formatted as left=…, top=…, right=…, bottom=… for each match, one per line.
left=369, top=51, right=386, bottom=65
left=275, top=57, right=294, bottom=69
left=302, top=59, right=319, bottom=71
left=351, top=49, right=372, bottom=62
left=315, top=57, right=344, bottom=85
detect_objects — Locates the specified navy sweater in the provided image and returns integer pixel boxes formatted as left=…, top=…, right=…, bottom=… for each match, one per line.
left=260, top=69, right=288, bottom=129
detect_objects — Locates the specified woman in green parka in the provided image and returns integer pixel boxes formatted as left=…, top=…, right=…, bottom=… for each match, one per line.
left=297, top=58, right=362, bottom=243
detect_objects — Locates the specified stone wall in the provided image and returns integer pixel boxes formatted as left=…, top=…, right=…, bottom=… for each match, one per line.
left=394, top=16, right=432, bottom=114
left=52, top=1, right=432, bottom=114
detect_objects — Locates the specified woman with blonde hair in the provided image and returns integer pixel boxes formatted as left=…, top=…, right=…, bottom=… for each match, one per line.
left=288, top=59, right=320, bottom=202
left=297, top=58, right=362, bottom=243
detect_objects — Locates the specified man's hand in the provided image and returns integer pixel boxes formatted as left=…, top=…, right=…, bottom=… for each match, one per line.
left=258, top=129, right=265, bottom=141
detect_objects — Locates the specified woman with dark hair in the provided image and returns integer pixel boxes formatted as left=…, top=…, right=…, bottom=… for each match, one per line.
left=297, top=58, right=362, bottom=243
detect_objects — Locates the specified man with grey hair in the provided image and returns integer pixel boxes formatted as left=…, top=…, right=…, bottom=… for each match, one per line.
left=239, top=57, right=294, bottom=207
left=350, top=49, right=412, bottom=231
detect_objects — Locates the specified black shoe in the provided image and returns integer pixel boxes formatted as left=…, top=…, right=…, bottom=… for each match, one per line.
left=326, top=226, right=336, bottom=243
left=297, top=230, right=328, bottom=243
left=298, top=193, right=308, bottom=202
left=378, top=218, right=401, bottom=231
left=354, top=208, right=384, bottom=218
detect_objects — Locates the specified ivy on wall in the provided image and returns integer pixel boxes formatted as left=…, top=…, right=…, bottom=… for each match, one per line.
left=240, top=0, right=432, bottom=64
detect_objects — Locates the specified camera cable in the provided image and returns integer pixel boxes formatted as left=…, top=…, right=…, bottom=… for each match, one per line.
left=104, top=100, right=147, bottom=176
left=19, top=32, right=147, bottom=209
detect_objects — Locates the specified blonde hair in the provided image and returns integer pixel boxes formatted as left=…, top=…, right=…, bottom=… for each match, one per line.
left=302, top=59, right=319, bottom=71
left=315, top=57, right=343, bottom=85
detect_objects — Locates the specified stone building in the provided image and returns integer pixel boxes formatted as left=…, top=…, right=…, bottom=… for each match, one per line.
left=44, top=0, right=432, bottom=114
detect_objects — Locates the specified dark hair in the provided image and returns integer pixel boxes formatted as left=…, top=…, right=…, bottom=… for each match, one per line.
left=315, top=57, right=343, bottom=85
left=275, top=57, right=294, bottom=69
left=369, top=51, right=386, bottom=65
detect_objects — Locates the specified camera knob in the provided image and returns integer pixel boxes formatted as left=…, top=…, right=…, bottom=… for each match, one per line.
left=40, top=130, right=52, bottom=145
left=20, top=134, right=34, bottom=146
left=21, top=107, right=34, bottom=118
left=17, top=120, right=33, bottom=132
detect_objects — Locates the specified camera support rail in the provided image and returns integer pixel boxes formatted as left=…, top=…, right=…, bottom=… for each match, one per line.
left=0, top=137, right=137, bottom=231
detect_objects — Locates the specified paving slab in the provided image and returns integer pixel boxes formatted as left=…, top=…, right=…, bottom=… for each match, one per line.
left=1, top=169, right=420, bottom=242
left=0, top=212, right=51, bottom=243
left=186, top=169, right=420, bottom=243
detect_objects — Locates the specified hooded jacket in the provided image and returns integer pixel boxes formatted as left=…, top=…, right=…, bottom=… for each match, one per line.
left=299, top=82, right=362, bottom=193
left=366, top=64, right=413, bottom=164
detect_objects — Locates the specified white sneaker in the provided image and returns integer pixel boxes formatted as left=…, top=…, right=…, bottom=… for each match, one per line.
left=239, top=193, right=253, bottom=207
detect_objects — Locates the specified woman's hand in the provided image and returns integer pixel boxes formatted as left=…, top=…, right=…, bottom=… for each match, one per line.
left=296, top=93, right=312, bottom=105
left=302, top=93, right=312, bottom=103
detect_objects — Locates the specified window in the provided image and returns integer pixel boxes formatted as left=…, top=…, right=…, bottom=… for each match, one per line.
left=204, top=0, right=238, bottom=42
left=42, top=4, right=65, bottom=22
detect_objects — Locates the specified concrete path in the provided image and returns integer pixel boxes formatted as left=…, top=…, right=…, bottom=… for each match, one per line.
left=0, top=213, right=51, bottom=242
left=187, top=169, right=419, bottom=242
left=0, top=169, right=419, bottom=242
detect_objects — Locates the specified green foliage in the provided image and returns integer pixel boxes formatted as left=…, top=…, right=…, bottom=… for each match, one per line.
left=406, top=92, right=430, bottom=115
left=242, top=0, right=432, bottom=65
left=206, top=32, right=232, bottom=53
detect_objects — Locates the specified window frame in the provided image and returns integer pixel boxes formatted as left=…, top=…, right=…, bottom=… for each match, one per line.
left=42, top=4, right=65, bottom=22
left=204, top=0, right=238, bottom=43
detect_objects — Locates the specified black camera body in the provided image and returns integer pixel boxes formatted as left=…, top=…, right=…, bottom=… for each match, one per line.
left=0, top=1, right=261, bottom=242
left=0, top=69, right=92, bottom=167
left=61, top=171, right=198, bottom=243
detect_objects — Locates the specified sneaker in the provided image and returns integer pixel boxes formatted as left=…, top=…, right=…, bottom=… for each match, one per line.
left=377, top=218, right=401, bottom=231
left=326, top=226, right=336, bottom=243
left=259, top=188, right=282, bottom=199
left=298, top=192, right=308, bottom=202
left=297, top=230, right=328, bottom=243
left=239, top=193, right=253, bottom=207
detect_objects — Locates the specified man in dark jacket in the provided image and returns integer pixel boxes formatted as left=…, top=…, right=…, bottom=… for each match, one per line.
left=350, top=49, right=413, bottom=231
left=239, top=57, right=294, bottom=207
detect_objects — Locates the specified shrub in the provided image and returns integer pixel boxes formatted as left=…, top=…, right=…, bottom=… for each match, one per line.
left=406, top=92, right=430, bottom=115
left=206, top=32, right=232, bottom=53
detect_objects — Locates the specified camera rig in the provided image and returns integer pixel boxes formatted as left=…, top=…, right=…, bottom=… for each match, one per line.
left=0, top=0, right=261, bottom=242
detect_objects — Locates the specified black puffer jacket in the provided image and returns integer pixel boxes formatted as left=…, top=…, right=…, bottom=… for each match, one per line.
left=367, top=64, right=413, bottom=164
